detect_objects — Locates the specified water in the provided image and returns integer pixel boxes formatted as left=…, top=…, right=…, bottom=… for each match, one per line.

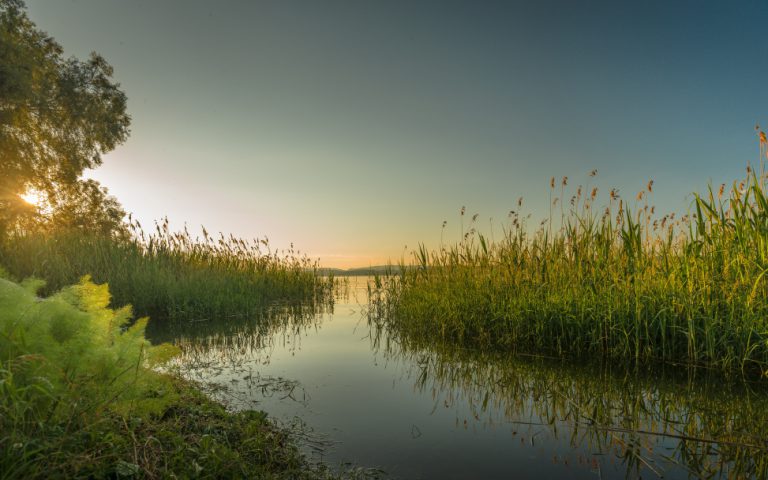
left=148, top=278, right=768, bottom=479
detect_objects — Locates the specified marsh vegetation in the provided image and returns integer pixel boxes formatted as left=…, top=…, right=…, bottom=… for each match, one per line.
left=372, top=138, right=768, bottom=375
left=152, top=278, right=768, bottom=479
left=3, top=0, right=768, bottom=477
left=0, top=219, right=335, bottom=322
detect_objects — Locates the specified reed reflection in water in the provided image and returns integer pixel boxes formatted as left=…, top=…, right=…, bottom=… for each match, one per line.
left=148, top=278, right=768, bottom=479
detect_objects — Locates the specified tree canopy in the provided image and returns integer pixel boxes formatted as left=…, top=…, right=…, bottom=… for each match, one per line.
left=0, top=0, right=130, bottom=236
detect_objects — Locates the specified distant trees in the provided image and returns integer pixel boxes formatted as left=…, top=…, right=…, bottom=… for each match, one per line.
left=0, top=0, right=130, bottom=237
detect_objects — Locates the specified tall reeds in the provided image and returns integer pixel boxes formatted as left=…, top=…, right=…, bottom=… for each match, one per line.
left=0, top=218, right=334, bottom=321
left=374, top=131, right=768, bottom=375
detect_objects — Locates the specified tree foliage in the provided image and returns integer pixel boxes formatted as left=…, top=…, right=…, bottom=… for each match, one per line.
left=26, top=178, right=128, bottom=236
left=0, top=0, right=130, bottom=236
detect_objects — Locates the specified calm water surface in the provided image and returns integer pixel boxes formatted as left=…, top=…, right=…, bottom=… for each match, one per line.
left=148, top=278, right=768, bottom=479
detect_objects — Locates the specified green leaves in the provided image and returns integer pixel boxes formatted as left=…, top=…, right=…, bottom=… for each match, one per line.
left=0, top=274, right=180, bottom=420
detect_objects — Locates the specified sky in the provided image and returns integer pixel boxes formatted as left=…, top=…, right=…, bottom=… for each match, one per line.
left=24, top=0, right=768, bottom=268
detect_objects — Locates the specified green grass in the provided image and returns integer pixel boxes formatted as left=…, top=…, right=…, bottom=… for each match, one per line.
left=373, top=136, right=768, bottom=376
left=0, top=219, right=334, bottom=322
left=2, top=375, right=352, bottom=479
left=0, top=272, right=372, bottom=479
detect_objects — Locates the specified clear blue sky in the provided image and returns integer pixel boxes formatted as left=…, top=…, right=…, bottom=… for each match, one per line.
left=25, top=0, right=768, bottom=267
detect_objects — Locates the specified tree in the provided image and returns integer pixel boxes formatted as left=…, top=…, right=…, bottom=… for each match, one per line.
left=46, top=179, right=127, bottom=236
left=0, top=0, right=131, bottom=236
left=19, top=179, right=128, bottom=237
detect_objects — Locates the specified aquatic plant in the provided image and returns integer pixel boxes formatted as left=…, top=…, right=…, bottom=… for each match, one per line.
left=0, top=218, right=335, bottom=321
left=374, top=130, right=768, bottom=375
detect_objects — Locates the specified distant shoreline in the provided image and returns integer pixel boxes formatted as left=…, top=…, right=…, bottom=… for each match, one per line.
left=316, top=265, right=412, bottom=276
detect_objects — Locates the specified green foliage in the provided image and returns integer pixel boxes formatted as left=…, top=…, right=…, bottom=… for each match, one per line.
left=0, top=0, right=130, bottom=237
left=374, top=136, right=768, bottom=376
left=40, top=179, right=128, bottom=237
left=0, top=274, right=355, bottom=479
left=0, top=274, right=177, bottom=477
left=0, top=275, right=178, bottom=412
left=0, top=220, right=335, bottom=322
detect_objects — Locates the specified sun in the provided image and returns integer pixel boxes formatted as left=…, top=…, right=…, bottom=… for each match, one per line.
left=19, top=189, right=44, bottom=207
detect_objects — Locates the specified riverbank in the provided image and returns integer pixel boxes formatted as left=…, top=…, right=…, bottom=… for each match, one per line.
left=156, top=275, right=768, bottom=479
left=4, top=376, right=350, bottom=479
left=0, top=272, right=360, bottom=479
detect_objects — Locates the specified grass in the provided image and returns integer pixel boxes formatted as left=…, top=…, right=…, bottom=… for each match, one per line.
left=373, top=132, right=768, bottom=376
left=0, top=218, right=334, bottom=322
left=0, top=271, right=372, bottom=479
left=2, top=376, right=350, bottom=479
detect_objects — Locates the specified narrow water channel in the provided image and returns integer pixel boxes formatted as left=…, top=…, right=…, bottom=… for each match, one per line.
left=148, top=278, right=768, bottom=479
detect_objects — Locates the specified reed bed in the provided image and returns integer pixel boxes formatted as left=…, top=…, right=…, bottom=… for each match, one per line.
left=0, top=218, right=334, bottom=321
left=374, top=134, right=768, bottom=375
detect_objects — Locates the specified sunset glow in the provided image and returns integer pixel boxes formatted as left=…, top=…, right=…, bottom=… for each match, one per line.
left=19, top=189, right=43, bottom=207
left=4, top=2, right=768, bottom=478
left=23, top=0, right=768, bottom=269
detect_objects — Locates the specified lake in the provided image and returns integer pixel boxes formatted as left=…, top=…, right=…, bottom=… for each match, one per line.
left=148, top=277, right=768, bottom=479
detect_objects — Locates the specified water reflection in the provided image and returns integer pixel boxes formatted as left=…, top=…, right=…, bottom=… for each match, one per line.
left=148, top=281, right=768, bottom=479
left=369, top=314, right=768, bottom=479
